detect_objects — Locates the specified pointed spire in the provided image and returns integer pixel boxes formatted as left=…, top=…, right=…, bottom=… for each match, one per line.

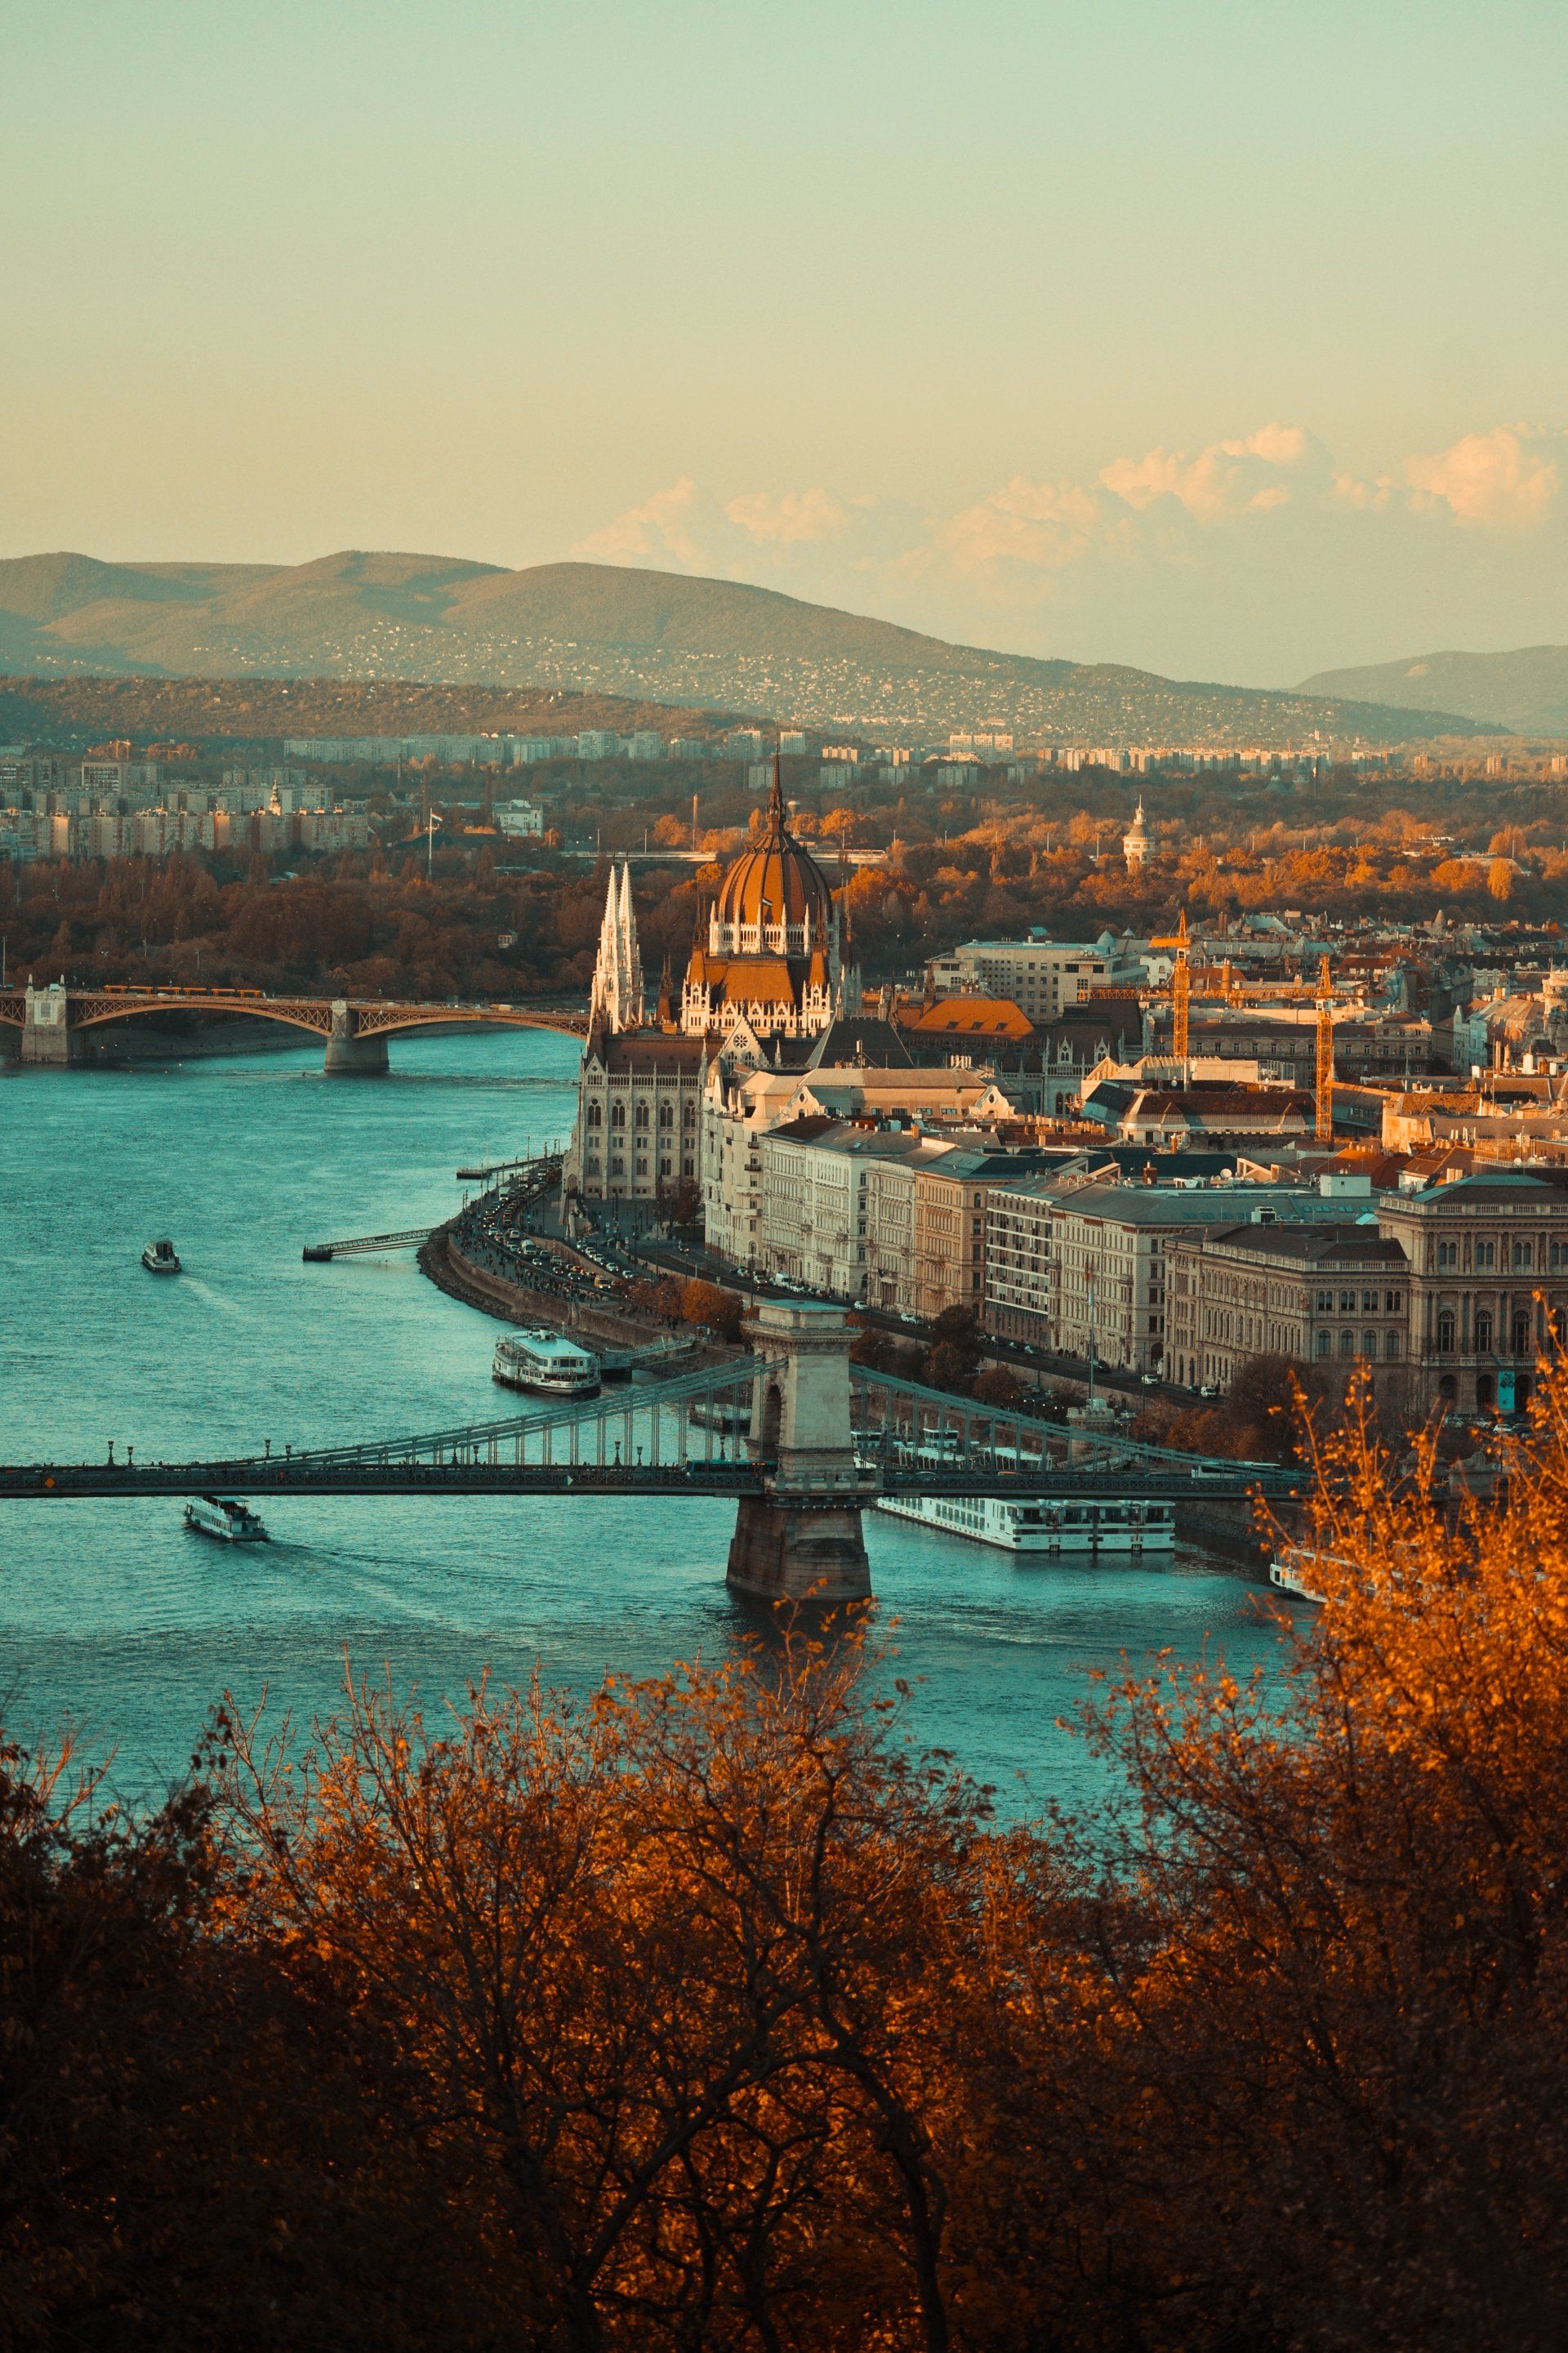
left=767, top=746, right=786, bottom=835
left=587, top=857, right=644, bottom=1033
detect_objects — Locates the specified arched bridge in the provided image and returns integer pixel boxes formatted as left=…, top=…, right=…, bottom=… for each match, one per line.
left=0, top=1303, right=1299, bottom=1603
left=0, top=980, right=586, bottom=1072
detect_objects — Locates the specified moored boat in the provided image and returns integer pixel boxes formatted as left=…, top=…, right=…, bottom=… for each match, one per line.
left=1267, top=1546, right=1339, bottom=1603
left=492, top=1329, right=601, bottom=1397
left=185, top=1494, right=268, bottom=1543
left=876, top=1489, right=1177, bottom=1554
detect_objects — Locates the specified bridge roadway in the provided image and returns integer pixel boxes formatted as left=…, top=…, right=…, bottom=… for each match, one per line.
left=0, top=1459, right=1297, bottom=1504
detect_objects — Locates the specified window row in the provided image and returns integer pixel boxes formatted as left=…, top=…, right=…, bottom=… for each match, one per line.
left=1314, top=1330, right=1402, bottom=1360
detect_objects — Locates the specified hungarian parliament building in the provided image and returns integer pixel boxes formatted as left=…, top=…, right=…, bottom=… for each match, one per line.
left=564, top=766, right=1140, bottom=1236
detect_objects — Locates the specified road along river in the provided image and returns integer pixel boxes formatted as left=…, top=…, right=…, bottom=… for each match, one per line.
left=0, top=1027, right=1308, bottom=1812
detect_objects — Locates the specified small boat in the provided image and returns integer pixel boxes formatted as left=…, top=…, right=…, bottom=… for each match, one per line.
left=185, top=1494, right=268, bottom=1544
left=141, top=1238, right=182, bottom=1274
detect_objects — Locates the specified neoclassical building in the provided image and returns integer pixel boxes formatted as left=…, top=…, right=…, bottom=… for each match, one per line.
left=681, top=765, right=855, bottom=1041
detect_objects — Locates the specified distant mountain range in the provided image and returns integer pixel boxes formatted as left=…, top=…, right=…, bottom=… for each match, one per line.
left=1299, top=646, right=1568, bottom=737
left=0, top=549, right=1491, bottom=746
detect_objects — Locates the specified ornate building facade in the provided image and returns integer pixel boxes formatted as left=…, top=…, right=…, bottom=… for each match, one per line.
left=681, top=766, right=854, bottom=1041
left=568, top=782, right=863, bottom=1208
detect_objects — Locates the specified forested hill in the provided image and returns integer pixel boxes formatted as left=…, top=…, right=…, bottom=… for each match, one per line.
left=0, top=672, right=737, bottom=752
left=1300, top=644, right=1568, bottom=737
left=0, top=549, right=1491, bottom=746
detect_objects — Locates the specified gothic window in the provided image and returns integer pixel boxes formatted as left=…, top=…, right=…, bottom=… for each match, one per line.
left=610, top=1102, right=626, bottom=1127
left=586, top=1102, right=602, bottom=1128
left=658, top=1103, right=674, bottom=1127
left=682, top=1103, right=696, bottom=1127
left=635, top=1156, right=649, bottom=1176
left=635, top=1103, right=649, bottom=1129
left=611, top=1155, right=624, bottom=1174
left=1437, top=1312, right=1455, bottom=1354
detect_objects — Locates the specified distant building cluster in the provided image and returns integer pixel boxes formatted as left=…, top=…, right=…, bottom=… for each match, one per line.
left=0, top=751, right=368, bottom=864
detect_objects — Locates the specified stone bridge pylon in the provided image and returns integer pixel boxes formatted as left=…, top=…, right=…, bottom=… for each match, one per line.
left=727, top=1300, right=875, bottom=1606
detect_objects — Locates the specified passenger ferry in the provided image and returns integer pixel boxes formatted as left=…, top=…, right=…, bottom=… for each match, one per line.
left=141, top=1238, right=182, bottom=1274
left=1267, top=1547, right=1338, bottom=1604
left=184, top=1495, right=268, bottom=1544
left=492, top=1329, right=601, bottom=1398
left=877, top=1491, right=1177, bottom=1554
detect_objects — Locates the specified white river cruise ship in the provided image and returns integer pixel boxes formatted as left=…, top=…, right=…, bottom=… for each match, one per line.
left=492, top=1329, right=601, bottom=1398
left=876, top=1491, right=1177, bottom=1554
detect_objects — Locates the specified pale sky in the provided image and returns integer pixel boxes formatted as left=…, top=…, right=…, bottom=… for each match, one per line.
left=7, top=0, right=1568, bottom=684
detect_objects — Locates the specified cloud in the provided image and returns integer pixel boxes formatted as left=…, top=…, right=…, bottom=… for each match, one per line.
left=573, top=475, right=704, bottom=566
left=1405, top=425, right=1561, bottom=528
left=724, top=487, right=849, bottom=546
left=1098, top=423, right=1330, bottom=524
left=938, top=476, right=1103, bottom=573
left=564, top=420, right=1568, bottom=680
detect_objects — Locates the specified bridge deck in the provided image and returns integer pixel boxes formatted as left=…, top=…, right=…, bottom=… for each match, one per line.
left=0, top=1462, right=1294, bottom=1503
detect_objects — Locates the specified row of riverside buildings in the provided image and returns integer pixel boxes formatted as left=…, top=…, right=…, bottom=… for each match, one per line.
left=564, top=769, right=1568, bottom=1419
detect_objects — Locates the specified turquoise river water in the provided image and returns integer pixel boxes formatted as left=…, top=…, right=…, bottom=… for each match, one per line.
left=0, top=1027, right=1307, bottom=1813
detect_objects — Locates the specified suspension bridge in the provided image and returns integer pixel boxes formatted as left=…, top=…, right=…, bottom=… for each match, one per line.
left=0, top=1303, right=1298, bottom=1602
left=0, top=980, right=586, bottom=1072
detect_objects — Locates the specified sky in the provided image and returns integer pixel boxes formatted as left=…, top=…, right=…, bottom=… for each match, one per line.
left=7, top=0, right=1568, bottom=686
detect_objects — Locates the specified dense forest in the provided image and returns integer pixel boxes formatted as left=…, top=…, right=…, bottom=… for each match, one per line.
left=3, top=1382, right=1566, bottom=2350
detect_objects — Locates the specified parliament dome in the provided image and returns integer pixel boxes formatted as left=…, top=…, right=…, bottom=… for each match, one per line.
left=712, top=771, right=832, bottom=941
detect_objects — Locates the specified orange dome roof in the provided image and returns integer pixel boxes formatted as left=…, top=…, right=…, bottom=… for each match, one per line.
left=714, top=769, right=831, bottom=933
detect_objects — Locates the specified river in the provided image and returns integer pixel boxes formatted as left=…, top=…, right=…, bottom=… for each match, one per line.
left=0, top=1027, right=1305, bottom=1815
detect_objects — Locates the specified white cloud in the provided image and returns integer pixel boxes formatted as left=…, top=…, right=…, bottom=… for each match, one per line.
left=1099, top=423, right=1329, bottom=524
left=724, top=487, right=849, bottom=546
left=573, top=475, right=704, bottom=566
left=1405, top=425, right=1561, bottom=528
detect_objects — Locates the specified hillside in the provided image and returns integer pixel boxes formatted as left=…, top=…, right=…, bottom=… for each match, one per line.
left=1299, top=646, right=1568, bottom=736
left=0, top=549, right=1492, bottom=746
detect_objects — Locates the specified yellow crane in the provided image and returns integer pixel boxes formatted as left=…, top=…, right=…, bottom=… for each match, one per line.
left=1152, top=911, right=1191, bottom=1066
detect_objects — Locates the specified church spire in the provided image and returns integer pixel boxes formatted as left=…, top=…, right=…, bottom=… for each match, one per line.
left=588, top=858, right=645, bottom=1033
left=767, top=746, right=786, bottom=836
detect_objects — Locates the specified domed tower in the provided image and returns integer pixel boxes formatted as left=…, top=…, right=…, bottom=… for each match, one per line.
left=683, top=757, right=848, bottom=1039
left=1122, top=798, right=1151, bottom=874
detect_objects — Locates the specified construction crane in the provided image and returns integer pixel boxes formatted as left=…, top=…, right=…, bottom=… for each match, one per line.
left=1152, top=911, right=1192, bottom=1066
left=1315, top=952, right=1335, bottom=1143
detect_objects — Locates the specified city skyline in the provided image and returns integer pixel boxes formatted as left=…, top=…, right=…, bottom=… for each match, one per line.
left=7, top=1, right=1568, bottom=684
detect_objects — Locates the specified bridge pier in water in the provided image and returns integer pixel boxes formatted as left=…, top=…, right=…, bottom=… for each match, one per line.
left=726, top=1300, right=873, bottom=1607
left=20, top=981, right=85, bottom=1065
left=323, top=1000, right=390, bottom=1075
